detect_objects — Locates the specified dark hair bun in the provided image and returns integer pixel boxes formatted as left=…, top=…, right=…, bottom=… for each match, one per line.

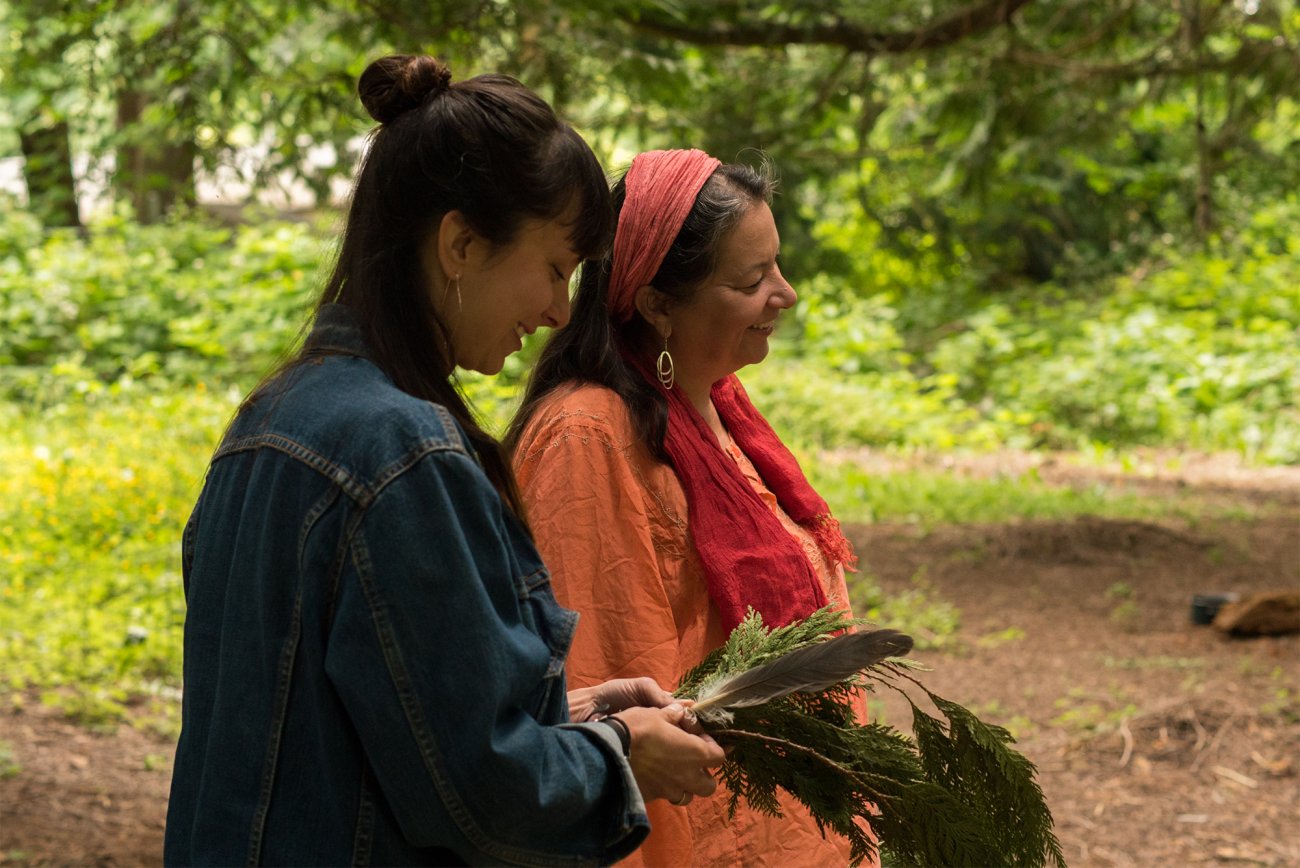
left=358, top=54, right=453, bottom=124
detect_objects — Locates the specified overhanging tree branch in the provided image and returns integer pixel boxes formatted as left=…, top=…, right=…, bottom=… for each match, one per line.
left=1007, top=35, right=1293, bottom=83
left=623, top=0, right=1036, bottom=54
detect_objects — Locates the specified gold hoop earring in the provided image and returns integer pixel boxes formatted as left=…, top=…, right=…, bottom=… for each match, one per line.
left=656, top=337, right=674, bottom=390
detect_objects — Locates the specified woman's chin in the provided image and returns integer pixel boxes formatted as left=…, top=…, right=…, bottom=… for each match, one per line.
left=460, top=355, right=507, bottom=377
left=722, top=358, right=768, bottom=380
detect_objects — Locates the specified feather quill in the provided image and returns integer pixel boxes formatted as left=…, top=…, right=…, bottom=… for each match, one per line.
left=691, top=629, right=913, bottom=723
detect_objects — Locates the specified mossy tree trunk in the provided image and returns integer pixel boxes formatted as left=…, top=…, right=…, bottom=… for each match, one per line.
left=115, top=89, right=197, bottom=224
left=20, top=117, right=81, bottom=229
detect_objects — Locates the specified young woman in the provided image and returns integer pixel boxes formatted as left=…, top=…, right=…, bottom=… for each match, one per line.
left=510, top=149, right=871, bottom=866
left=164, top=60, right=723, bottom=867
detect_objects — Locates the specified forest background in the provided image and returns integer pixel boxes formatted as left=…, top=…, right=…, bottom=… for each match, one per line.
left=0, top=3, right=1297, bottom=859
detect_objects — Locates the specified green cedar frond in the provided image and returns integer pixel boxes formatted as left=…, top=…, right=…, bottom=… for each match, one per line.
left=675, top=606, right=1065, bottom=868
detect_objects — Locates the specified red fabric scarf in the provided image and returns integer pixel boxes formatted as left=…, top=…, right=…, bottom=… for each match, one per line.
left=610, top=150, right=856, bottom=633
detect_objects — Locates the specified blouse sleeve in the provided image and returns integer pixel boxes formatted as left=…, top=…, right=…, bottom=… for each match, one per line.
left=514, top=402, right=684, bottom=694
left=324, top=448, right=648, bottom=865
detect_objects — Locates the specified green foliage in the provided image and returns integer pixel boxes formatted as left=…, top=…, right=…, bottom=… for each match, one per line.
left=0, top=386, right=233, bottom=729
left=748, top=198, right=1300, bottom=465
left=0, top=738, right=20, bottom=778
left=7, top=0, right=1298, bottom=281
left=0, top=0, right=475, bottom=214
left=1049, top=690, right=1139, bottom=735
left=907, top=693, right=1062, bottom=866
left=921, top=201, right=1300, bottom=462
left=848, top=570, right=962, bottom=653
left=976, top=627, right=1026, bottom=650
left=0, top=209, right=323, bottom=404
left=1101, top=655, right=1203, bottom=671
left=0, top=181, right=1292, bottom=743
left=1262, top=674, right=1300, bottom=723
left=746, top=358, right=998, bottom=453
left=804, top=460, right=1185, bottom=527
left=676, top=608, right=1064, bottom=868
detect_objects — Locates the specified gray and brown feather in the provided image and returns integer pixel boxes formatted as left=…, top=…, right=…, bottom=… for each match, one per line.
left=691, top=629, right=914, bottom=723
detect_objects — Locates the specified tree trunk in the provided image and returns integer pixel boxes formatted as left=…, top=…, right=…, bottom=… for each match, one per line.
left=1186, top=0, right=1215, bottom=239
left=19, top=118, right=81, bottom=229
left=115, top=90, right=197, bottom=224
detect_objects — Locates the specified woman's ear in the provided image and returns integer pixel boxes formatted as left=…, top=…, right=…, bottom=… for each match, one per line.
left=435, top=210, right=478, bottom=278
left=634, top=285, right=673, bottom=339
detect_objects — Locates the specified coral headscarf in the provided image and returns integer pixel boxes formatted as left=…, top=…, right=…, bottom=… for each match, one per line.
left=609, top=150, right=855, bottom=632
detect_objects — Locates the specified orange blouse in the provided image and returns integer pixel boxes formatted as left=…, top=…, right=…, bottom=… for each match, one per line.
left=514, top=383, right=873, bottom=868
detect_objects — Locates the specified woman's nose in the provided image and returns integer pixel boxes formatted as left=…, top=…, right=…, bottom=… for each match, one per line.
left=771, top=265, right=796, bottom=309
left=544, top=278, right=572, bottom=329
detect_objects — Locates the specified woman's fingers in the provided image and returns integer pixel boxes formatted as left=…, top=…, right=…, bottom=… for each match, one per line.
left=615, top=705, right=725, bottom=803
left=592, top=676, right=676, bottom=713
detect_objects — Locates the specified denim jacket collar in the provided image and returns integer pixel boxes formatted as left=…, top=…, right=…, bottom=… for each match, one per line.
left=303, top=302, right=372, bottom=358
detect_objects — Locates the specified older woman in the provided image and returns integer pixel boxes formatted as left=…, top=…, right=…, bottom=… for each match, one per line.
left=508, top=150, right=870, bottom=867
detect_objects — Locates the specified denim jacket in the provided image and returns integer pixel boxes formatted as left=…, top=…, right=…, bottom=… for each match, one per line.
left=164, top=305, right=649, bottom=866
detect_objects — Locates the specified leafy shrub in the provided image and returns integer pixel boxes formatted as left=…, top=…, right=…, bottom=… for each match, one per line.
left=744, top=358, right=1004, bottom=453
left=0, top=209, right=324, bottom=404
left=920, top=206, right=1300, bottom=462
left=802, top=458, right=1183, bottom=527
left=0, top=387, right=234, bottom=729
left=3, top=201, right=1294, bottom=461
left=847, top=568, right=962, bottom=652
left=2, top=200, right=1295, bottom=734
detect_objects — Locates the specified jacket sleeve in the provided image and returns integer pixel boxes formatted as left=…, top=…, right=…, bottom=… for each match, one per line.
left=323, top=447, right=648, bottom=866
left=513, top=409, right=683, bottom=694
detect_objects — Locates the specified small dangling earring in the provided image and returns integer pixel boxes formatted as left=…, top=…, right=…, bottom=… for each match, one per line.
left=656, top=335, right=675, bottom=390
left=444, top=272, right=462, bottom=313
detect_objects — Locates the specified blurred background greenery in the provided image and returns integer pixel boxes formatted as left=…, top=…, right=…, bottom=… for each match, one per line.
left=1, top=0, right=1297, bottom=729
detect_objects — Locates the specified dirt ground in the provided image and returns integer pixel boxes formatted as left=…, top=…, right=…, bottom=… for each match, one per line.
left=1, top=453, right=1297, bottom=867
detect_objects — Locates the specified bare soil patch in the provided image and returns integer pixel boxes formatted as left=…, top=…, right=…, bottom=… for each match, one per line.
left=855, top=510, right=1300, bottom=867
left=1, top=458, right=1296, bottom=867
left=0, top=704, right=170, bottom=866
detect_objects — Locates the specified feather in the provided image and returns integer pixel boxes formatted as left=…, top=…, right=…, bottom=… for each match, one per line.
left=691, top=629, right=913, bottom=722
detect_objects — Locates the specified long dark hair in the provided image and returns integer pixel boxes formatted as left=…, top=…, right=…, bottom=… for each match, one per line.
left=254, top=54, right=612, bottom=517
left=507, top=162, right=772, bottom=461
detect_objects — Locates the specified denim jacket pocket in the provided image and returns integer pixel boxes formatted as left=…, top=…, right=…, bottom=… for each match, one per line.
left=516, top=568, right=578, bottom=716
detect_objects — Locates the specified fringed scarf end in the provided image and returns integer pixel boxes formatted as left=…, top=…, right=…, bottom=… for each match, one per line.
left=810, top=514, right=858, bottom=572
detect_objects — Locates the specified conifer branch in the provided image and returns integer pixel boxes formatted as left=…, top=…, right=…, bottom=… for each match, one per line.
left=676, top=606, right=1066, bottom=867
left=711, top=727, right=863, bottom=777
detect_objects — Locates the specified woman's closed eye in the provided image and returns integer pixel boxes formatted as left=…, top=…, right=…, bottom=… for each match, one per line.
left=740, top=256, right=778, bottom=290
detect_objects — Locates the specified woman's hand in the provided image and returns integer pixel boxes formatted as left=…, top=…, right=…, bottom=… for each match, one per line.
left=568, top=677, right=675, bottom=722
left=613, top=704, right=725, bottom=805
